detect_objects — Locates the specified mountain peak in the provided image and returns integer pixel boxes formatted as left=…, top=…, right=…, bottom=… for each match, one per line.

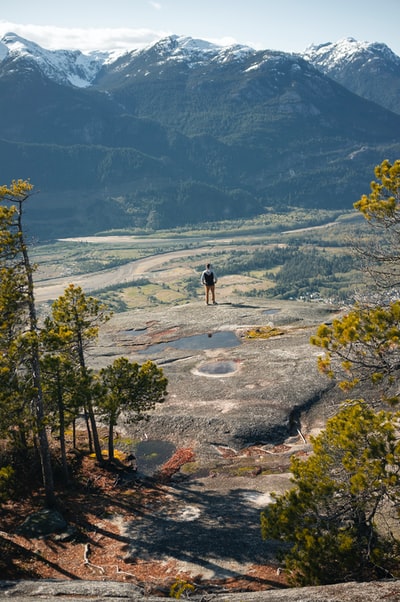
left=0, top=31, right=35, bottom=61
left=303, top=37, right=400, bottom=73
left=155, top=34, right=218, bottom=52
left=302, top=36, right=400, bottom=115
left=140, top=34, right=255, bottom=68
left=1, top=31, right=49, bottom=59
left=0, top=31, right=108, bottom=88
left=2, top=31, right=34, bottom=45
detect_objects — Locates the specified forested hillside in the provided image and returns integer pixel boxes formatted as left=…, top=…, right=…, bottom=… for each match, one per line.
left=1, top=34, right=400, bottom=238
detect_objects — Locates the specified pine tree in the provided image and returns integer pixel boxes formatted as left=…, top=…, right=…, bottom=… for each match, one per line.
left=96, top=357, right=167, bottom=461
left=0, top=180, right=55, bottom=506
left=263, top=160, right=400, bottom=584
left=45, top=284, right=111, bottom=463
left=261, top=401, right=400, bottom=585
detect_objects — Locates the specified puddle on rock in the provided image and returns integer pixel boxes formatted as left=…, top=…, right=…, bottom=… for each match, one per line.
left=263, top=309, right=280, bottom=315
left=139, top=331, right=240, bottom=355
left=194, top=360, right=239, bottom=377
left=123, top=328, right=147, bottom=336
left=134, top=439, right=176, bottom=476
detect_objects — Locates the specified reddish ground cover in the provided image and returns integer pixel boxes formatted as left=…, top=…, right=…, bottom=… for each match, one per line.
left=0, top=449, right=287, bottom=596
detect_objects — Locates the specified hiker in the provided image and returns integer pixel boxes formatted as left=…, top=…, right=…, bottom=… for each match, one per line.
left=201, top=263, right=217, bottom=305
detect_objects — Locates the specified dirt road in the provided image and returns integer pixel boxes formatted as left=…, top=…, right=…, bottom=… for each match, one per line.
left=34, top=246, right=213, bottom=303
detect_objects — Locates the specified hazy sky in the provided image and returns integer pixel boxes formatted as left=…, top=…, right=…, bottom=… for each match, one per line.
left=1, top=0, right=399, bottom=55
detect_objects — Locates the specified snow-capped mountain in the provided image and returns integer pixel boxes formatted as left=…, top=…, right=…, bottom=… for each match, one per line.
left=2, top=32, right=400, bottom=115
left=0, top=32, right=255, bottom=88
left=1, top=32, right=400, bottom=239
left=0, top=32, right=124, bottom=88
left=145, top=34, right=254, bottom=65
left=88, top=34, right=260, bottom=93
left=303, top=37, right=400, bottom=73
left=303, top=37, right=400, bottom=114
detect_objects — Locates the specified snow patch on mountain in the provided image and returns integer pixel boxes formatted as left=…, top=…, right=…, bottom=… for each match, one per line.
left=2, top=32, right=400, bottom=90
left=213, top=43, right=254, bottom=64
left=111, top=35, right=256, bottom=78
left=150, top=34, right=218, bottom=58
left=0, top=32, right=255, bottom=84
left=0, top=32, right=124, bottom=88
left=303, top=37, right=400, bottom=73
left=0, top=40, right=8, bottom=61
left=140, top=34, right=248, bottom=69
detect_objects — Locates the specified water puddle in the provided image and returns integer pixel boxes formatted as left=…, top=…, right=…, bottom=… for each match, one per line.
left=134, top=439, right=176, bottom=475
left=139, top=331, right=241, bottom=354
left=263, top=309, right=280, bottom=315
left=194, top=360, right=239, bottom=377
left=123, top=328, right=147, bottom=336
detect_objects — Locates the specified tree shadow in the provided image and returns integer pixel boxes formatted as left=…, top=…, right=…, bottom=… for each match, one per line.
left=1, top=460, right=286, bottom=588
left=0, top=534, right=79, bottom=580
left=119, top=477, right=287, bottom=588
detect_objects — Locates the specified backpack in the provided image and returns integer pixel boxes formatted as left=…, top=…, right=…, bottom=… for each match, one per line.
left=204, top=271, right=214, bottom=285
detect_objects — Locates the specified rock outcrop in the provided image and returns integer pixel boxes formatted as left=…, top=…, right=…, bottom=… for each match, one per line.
left=2, top=578, right=400, bottom=601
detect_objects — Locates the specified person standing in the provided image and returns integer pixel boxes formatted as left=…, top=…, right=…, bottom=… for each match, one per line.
left=201, top=263, right=217, bottom=305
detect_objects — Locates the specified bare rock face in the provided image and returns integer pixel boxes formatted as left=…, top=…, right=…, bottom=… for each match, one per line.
left=91, top=298, right=344, bottom=453
left=1, top=578, right=400, bottom=600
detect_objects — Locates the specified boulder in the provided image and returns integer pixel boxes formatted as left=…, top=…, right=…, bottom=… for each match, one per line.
left=15, top=509, right=67, bottom=538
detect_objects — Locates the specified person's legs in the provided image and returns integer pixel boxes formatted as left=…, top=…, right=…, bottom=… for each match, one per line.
left=205, top=285, right=210, bottom=304
left=210, top=284, right=215, bottom=303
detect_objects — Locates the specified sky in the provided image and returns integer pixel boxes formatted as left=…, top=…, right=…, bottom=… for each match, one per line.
left=0, top=0, right=400, bottom=55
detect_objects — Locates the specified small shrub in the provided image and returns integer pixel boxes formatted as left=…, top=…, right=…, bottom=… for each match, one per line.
left=169, top=578, right=195, bottom=598
left=245, top=326, right=284, bottom=339
left=0, top=465, right=15, bottom=501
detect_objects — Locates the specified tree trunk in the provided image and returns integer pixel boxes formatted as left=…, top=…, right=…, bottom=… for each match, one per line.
left=56, top=376, right=69, bottom=483
left=17, top=200, right=56, bottom=508
left=83, top=406, right=93, bottom=453
left=87, top=398, right=103, bottom=463
left=77, top=336, right=102, bottom=463
left=108, top=421, right=114, bottom=461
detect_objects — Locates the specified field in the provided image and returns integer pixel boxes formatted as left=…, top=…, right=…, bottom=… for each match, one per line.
left=31, top=208, right=367, bottom=312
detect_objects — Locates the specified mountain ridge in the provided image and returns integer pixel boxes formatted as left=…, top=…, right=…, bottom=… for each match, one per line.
left=0, top=31, right=122, bottom=88
left=1, top=32, right=400, bottom=239
left=303, top=36, right=400, bottom=114
left=2, top=32, right=399, bottom=97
